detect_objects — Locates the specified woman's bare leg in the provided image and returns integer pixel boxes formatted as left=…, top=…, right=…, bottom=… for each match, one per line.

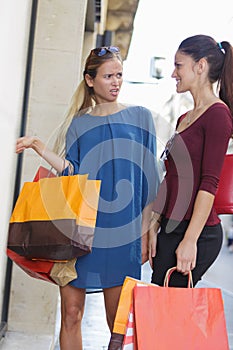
left=59, top=285, right=86, bottom=350
left=103, top=286, right=122, bottom=331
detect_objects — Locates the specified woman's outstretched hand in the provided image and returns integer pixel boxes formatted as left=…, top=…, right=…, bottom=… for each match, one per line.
left=16, top=136, right=67, bottom=174
left=16, top=136, right=37, bottom=154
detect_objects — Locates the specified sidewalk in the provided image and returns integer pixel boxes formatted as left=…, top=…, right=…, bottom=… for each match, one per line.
left=1, top=243, right=233, bottom=349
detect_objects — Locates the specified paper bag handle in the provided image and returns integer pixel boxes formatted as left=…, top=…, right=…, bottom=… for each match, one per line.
left=164, top=267, right=193, bottom=288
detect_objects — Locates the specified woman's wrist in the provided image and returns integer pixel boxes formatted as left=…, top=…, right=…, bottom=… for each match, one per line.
left=150, top=212, right=162, bottom=225
left=32, top=137, right=46, bottom=156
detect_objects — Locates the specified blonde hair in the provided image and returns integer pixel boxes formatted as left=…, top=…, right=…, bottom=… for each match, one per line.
left=53, top=80, right=93, bottom=156
left=53, top=49, right=123, bottom=156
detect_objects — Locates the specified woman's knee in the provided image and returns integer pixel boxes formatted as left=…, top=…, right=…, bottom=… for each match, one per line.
left=62, top=304, right=84, bottom=328
left=60, top=286, right=85, bottom=329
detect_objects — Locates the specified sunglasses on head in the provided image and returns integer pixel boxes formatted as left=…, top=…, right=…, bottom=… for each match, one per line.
left=91, top=46, right=120, bottom=57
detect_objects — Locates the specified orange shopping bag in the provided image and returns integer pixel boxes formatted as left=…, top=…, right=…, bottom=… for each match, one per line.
left=133, top=267, right=229, bottom=350
left=7, top=172, right=101, bottom=261
left=108, top=276, right=151, bottom=350
left=7, top=167, right=78, bottom=286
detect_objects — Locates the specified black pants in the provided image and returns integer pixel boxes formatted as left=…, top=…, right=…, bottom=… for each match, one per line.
left=151, top=218, right=223, bottom=287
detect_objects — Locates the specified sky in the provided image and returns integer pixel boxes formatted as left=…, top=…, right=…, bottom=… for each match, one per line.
left=120, top=0, right=233, bottom=146
left=124, top=0, right=233, bottom=82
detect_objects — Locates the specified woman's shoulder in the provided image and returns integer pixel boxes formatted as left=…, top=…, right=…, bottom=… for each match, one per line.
left=204, top=102, right=232, bottom=125
left=66, top=113, right=96, bottom=138
left=123, top=104, right=155, bottom=122
left=125, top=105, right=156, bottom=130
left=207, top=101, right=231, bottom=115
left=201, top=102, right=233, bottom=139
left=125, top=104, right=152, bottom=114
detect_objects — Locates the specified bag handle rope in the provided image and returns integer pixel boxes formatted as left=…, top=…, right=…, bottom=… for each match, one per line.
left=164, top=267, right=193, bottom=288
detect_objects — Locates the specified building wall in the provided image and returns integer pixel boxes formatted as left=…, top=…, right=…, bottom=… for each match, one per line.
left=2, top=0, right=94, bottom=338
left=0, top=0, right=33, bottom=323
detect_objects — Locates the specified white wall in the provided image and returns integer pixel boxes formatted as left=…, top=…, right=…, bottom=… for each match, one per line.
left=0, top=0, right=32, bottom=320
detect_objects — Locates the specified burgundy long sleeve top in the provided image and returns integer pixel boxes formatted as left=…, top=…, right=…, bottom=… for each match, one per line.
left=153, top=102, right=233, bottom=225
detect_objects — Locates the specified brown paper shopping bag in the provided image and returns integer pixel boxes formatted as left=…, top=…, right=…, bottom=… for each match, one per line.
left=50, top=258, right=77, bottom=286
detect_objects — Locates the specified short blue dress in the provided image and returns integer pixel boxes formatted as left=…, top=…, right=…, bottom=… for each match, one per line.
left=64, top=105, right=159, bottom=289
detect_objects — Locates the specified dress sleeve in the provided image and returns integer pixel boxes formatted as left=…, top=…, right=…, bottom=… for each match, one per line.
left=199, top=106, right=232, bottom=195
left=142, top=108, right=160, bottom=207
left=63, top=119, right=80, bottom=175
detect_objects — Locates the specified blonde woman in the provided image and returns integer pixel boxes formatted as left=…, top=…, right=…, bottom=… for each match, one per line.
left=16, top=47, right=159, bottom=349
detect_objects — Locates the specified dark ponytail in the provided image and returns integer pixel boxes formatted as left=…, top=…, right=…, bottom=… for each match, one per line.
left=218, top=41, right=233, bottom=115
left=178, top=35, right=233, bottom=115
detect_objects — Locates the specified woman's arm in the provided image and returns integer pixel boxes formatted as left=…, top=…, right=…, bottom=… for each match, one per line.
left=176, top=107, right=232, bottom=274
left=141, top=203, right=153, bottom=264
left=16, top=136, right=69, bottom=173
left=175, top=190, right=214, bottom=274
left=148, top=211, right=161, bottom=268
left=141, top=204, right=161, bottom=265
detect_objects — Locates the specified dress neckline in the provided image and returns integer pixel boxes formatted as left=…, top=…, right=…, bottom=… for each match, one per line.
left=177, top=102, right=226, bottom=134
left=86, top=103, right=130, bottom=118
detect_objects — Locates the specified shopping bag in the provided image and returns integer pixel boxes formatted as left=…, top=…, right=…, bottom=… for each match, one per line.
left=33, top=165, right=56, bottom=182
left=122, top=304, right=137, bottom=350
left=7, top=248, right=77, bottom=286
left=7, top=248, right=55, bottom=284
left=214, top=154, right=233, bottom=214
left=7, top=168, right=56, bottom=284
left=49, top=258, right=77, bottom=286
left=108, top=276, right=150, bottom=350
left=8, top=173, right=101, bottom=261
left=133, top=267, right=229, bottom=350
left=7, top=167, right=78, bottom=286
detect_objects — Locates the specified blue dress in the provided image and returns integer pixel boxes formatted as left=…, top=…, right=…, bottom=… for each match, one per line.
left=64, top=105, right=159, bottom=289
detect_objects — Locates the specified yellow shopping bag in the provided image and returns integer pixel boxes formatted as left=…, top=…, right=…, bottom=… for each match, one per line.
left=108, top=276, right=152, bottom=349
left=8, top=173, right=101, bottom=261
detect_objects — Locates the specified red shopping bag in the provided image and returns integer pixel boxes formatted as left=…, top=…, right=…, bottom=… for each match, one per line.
left=214, top=154, right=233, bottom=214
left=33, top=165, right=56, bottom=182
left=7, top=248, right=55, bottom=283
left=133, top=267, right=229, bottom=350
